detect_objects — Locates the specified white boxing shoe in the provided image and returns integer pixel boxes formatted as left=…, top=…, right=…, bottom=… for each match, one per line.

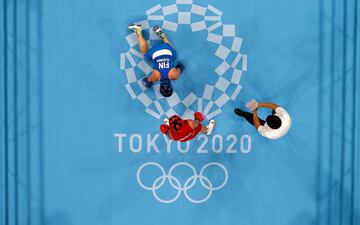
left=128, top=24, right=142, bottom=33
left=206, top=119, right=216, bottom=135
left=164, top=118, right=170, bottom=126
left=153, top=25, right=166, bottom=40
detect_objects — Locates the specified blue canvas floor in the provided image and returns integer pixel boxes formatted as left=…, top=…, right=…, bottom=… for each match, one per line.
left=1, top=0, right=360, bottom=225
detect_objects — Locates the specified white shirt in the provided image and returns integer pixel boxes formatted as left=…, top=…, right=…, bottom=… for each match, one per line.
left=257, top=107, right=291, bottom=140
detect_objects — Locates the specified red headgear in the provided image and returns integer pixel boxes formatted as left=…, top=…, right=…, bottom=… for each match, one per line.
left=169, top=115, right=184, bottom=133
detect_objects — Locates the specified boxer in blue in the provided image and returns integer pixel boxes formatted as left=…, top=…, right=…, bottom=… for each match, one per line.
left=128, top=24, right=185, bottom=97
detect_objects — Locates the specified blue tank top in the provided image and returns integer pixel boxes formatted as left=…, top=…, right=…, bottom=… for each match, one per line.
left=145, top=43, right=177, bottom=81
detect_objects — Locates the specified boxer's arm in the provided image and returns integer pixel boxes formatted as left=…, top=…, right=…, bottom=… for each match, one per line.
left=185, top=119, right=200, bottom=129
left=193, top=112, right=204, bottom=122
left=160, top=124, right=175, bottom=140
left=167, top=130, right=175, bottom=140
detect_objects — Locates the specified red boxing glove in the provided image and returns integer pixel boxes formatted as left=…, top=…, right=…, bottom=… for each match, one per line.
left=160, top=124, right=170, bottom=134
left=194, top=112, right=204, bottom=122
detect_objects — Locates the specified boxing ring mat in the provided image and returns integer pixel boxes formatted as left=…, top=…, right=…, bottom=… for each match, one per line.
left=0, top=0, right=359, bottom=225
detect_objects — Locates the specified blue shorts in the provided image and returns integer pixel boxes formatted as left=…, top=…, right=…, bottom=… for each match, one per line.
left=144, top=43, right=177, bottom=81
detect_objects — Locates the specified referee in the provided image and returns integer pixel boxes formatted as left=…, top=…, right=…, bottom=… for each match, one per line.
left=234, top=99, right=292, bottom=140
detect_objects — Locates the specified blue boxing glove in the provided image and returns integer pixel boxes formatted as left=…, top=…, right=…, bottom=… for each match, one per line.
left=142, top=77, right=153, bottom=88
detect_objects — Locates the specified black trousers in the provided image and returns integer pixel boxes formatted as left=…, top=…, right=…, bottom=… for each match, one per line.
left=238, top=110, right=276, bottom=127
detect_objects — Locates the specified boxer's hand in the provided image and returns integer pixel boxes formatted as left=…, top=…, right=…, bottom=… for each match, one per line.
left=194, top=112, right=204, bottom=122
left=160, top=124, right=170, bottom=134
left=246, top=99, right=258, bottom=111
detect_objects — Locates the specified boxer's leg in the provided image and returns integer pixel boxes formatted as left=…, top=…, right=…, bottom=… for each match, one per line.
left=186, top=119, right=199, bottom=129
left=201, top=125, right=208, bottom=133
left=153, top=26, right=175, bottom=49
left=186, top=119, right=212, bottom=134
left=198, top=120, right=215, bottom=134
left=128, top=24, right=148, bottom=55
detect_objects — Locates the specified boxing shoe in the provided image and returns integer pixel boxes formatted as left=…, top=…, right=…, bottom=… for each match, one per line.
left=153, top=26, right=166, bottom=40
left=206, top=120, right=216, bottom=135
left=142, top=77, right=153, bottom=88
left=128, top=24, right=142, bottom=32
left=128, top=24, right=142, bottom=36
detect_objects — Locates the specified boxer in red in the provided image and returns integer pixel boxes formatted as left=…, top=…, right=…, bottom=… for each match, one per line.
left=160, top=112, right=216, bottom=142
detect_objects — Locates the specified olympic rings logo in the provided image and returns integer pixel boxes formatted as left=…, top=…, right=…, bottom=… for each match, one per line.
left=136, top=162, right=228, bottom=204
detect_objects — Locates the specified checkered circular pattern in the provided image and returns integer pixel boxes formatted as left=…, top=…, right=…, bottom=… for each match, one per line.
left=120, top=0, right=247, bottom=120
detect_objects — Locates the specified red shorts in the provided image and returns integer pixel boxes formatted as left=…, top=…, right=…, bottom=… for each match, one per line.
left=171, top=120, right=202, bottom=142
